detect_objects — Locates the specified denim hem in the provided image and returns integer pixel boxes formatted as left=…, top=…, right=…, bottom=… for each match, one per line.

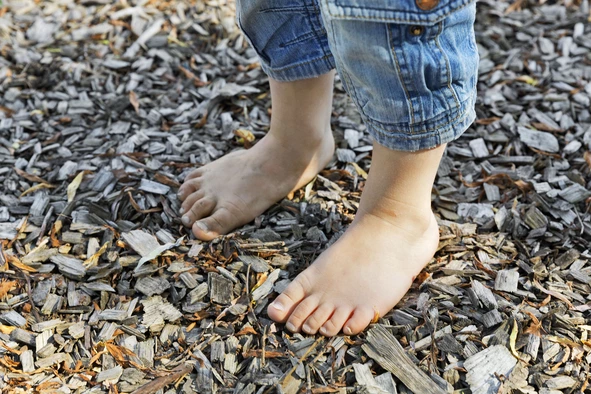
left=364, top=95, right=476, bottom=152
left=258, top=55, right=335, bottom=82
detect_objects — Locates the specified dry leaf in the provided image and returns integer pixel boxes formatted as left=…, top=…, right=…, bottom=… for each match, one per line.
left=50, top=220, right=63, bottom=247
left=20, top=182, right=55, bottom=197
left=6, top=255, right=37, bottom=272
left=234, top=129, right=255, bottom=148
left=14, top=168, right=50, bottom=184
left=84, top=242, right=109, bottom=268
left=67, top=171, right=85, bottom=203
left=250, top=272, right=268, bottom=293
left=584, top=151, right=591, bottom=169
left=129, top=90, right=140, bottom=114
left=370, top=307, right=380, bottom=324
left=350, top=162, right=368, bottom=179
left=0, top=280, right=17, bottom=298
left=509, top=319, right=521, bottom=360
left=0, top=325, right=16, bottom=335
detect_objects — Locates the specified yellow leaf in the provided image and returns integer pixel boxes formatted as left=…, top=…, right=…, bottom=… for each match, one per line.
left=20, top=182, right=54, bottom=197
left=67, top=171, right=85, bottom=203
left=509, top=319, right=520, bottom=360
left=515, top=75, right=538, bottom=86
left=6, top=255, right=37, bottom=273
left=59, top=244, right=72, bottom=254
left=84, top=242, right=109, bottom=268
left=234, top=129, right=256, bottom=147
left=251, top=272, right=268, bottom=293
left=0, top=325, right=15, bottom=335
left=350, top=162, right=368, bottom=179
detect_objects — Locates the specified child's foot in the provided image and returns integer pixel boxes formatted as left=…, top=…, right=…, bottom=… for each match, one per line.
left=267, top=141, right=447, bottom=336
left=267, top=206, right=439, bottom=336
left=177, top=131, right=334, bottom=240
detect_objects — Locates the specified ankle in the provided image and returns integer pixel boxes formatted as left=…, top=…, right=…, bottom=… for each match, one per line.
left=268, top=123, right=332, bottom=149
left=356, top=201, right=435, bottom=236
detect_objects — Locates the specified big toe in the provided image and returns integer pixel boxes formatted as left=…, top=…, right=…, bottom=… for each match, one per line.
left=342, top=307, right=375, bottom=336
left=267, top=275, right=308, bottom=323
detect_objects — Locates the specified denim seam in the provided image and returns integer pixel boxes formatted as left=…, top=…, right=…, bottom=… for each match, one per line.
left=400, top=27, right=424, bottom=128
left=262, top=54, right=333, bottom=73
left=434, top=18, right=461, bottom=111
left=326, top=0, right=475, bottom=24
left=306, top=0, right=334, bottom=72
left=387, top=25, right=416, bottom=131
left=311, top=0, right=335, bottom=72
left=367, top=108, right=474, bottom=151
left=259, top=6, right=310, bottom=13
left=323, top=1, right=367, bottom=122
left=364, top=95, right=472, bottom=136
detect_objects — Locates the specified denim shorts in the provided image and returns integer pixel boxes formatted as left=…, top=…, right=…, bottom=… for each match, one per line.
left=236, top=0, right=479, bottom=152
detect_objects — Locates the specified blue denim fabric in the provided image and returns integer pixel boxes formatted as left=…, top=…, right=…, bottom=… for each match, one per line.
left=236, top=0, right=479, bottom=152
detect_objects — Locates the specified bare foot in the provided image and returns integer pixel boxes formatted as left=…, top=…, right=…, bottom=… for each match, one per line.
left=267, top=208, right=439, bottom=336
left=177, top=131, right=334, bottom=240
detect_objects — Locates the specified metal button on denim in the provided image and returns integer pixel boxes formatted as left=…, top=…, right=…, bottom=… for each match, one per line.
left=410, top=26, right=424, bottom=36
left=416, top=0, right=439, bottom=11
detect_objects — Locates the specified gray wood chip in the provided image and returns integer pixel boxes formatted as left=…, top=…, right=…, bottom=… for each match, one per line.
left=135, top=276, right=171, bottom=296
left=0, top=311, right=27, bottom=327
left=208, top=272, right=233, bottom=305
left=494, top=270, right=519, bottom=292
left=252, top=269, right=280, bottom=302
left=139, top=178, right=171, bottom=195
left=96, top=365, right=123, bottom=383
left=517, top=127, right=559, bottom=153
left=49, top=254, right=86, bottom=280
left=362, top=325, right=446, bottom=394
left=465, top=345, right=517, bottom=394
left=20, top=349, right=35, bottom=373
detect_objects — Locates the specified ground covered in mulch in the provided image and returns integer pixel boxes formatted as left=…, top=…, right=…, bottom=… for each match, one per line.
left=1, top=0, right=591, bottom=393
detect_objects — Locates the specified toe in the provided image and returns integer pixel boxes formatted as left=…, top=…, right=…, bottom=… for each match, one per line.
left=192, top=207, right=234, bottom=241
left=182, top=197, right=215, bottom=227
left=179, top=191, right=204, bottom=216
left=184, top=168, right=203, bottom=182
left=342, top=308, right=374, bottom=336
left=285, top=296, right=320, bottom=333
left=319, top=307, right=353, bottom=337
left=177, top=178, right=202, bottom=201
left=302, top=304, right=334, bottom=335
left=267, top=274, right=310, bottom=323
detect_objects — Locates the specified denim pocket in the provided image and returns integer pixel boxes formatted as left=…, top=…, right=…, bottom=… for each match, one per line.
left=325, top=0, right=474, bottom=25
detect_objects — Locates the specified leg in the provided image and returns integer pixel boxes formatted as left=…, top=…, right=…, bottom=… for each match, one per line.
left=178, top=0, right=337, bottom=239
left=268, top=0, right=479, bottom=335
left=178, top=73, right=335, bottom=240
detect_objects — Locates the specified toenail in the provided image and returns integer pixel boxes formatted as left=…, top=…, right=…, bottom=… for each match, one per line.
left=319, top=327, right=328, bottom=335
left=181, top=216, right=191, bottom=226
left=195, top=221, right=209, bottom=233
left=285, top=322, right=296, bottom=332
left=344, top=327, right=352, bottom=335
left=270, top=301, right=284, bottom=311
left=179, top=207, right=185, bottom=215
left=302, top=324, right=312, bottom=334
